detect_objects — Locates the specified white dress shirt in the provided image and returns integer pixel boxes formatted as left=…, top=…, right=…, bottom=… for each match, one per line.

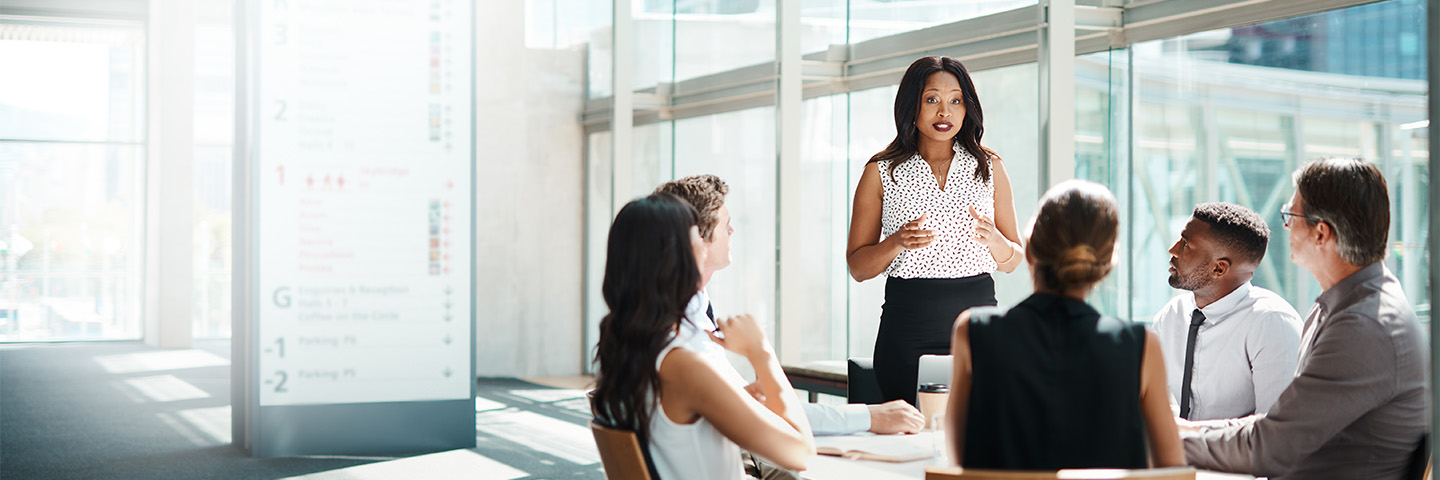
left=682, top=291, right=870, bottom=435
left=1149, top=282, right=1303, bottom=421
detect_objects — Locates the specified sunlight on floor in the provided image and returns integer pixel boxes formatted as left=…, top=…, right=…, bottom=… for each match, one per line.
left=475, top=396, right=507, bottom=412
left=280, top=449, right=529, bottom=480
left=94, top=349, right=230, bottom=374
left=508, top=388, right=586, bottom=403
left=178, top=406, right=232, bottom=444
left=475, top=409, right=600, bottom=465
left=522, top=375, right=593, bottom=391
left=122, top=375, right=211, bottom=402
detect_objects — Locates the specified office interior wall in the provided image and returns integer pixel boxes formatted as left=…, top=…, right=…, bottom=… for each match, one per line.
left=474, top=1, right=586, bottom=377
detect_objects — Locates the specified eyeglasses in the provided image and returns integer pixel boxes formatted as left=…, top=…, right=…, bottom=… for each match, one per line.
left=1280, top=203, right=1321, bottom=228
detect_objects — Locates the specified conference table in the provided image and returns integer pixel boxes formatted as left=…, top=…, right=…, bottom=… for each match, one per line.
left=802, top=432, right=1258, bottom=480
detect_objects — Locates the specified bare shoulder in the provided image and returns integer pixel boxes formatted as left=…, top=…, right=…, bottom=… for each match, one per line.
left=854, top=161, right=884, bottom=198
left=657, top=347, right=726, bottom=389
left=1143, top=329, right=1163, bottom=356
left=952, top=310, right=972, bottom=343
left=858, top=160, right=881, bottom=182
left=980, top=145, right=1004, bottom=163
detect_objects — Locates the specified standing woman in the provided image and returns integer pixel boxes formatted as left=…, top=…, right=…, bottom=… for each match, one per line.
left=847, top=56, right=1024, bottom=406
left=593, top=194, right=814, bottom=479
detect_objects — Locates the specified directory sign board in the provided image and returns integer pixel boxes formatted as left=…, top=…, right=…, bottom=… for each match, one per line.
left=235, top=0, right=474, bottom=457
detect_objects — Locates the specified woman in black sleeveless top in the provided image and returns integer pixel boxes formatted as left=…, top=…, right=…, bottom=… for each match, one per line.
left=944, top=180, right=1185, bottom=469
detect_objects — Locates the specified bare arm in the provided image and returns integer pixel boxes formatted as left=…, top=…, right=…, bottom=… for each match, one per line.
left=987, top=155, right=1024, bottom=273
left=659, top=349, right=815, bottom=471
left=846, top=163, right=932, bottom=281
left=709, top=314, right=815, bottom=468
left=945, top=311, right=974, bottom=465
left=1140, top=330, right=1186, bottom=467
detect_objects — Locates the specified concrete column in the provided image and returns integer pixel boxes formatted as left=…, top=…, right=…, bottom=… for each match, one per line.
left=775, top=0, right=803, bottom=364
left=144, top=0, right=196, bottom=348
left=1039, top=0, right=1076, bottom=188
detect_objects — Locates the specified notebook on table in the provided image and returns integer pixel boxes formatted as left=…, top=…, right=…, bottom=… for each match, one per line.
left=814, top=432, right=935, bottom=463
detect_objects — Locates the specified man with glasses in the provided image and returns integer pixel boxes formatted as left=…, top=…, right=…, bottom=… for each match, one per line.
left=1151, top=203, right=1301, bottom=422
left=1180, top=158, right=1429, bottom=479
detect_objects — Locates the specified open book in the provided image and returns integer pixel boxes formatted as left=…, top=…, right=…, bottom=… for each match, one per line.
left=814, top=432, right=935, bottom=463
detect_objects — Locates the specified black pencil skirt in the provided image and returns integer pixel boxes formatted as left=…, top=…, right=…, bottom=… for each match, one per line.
left=873, top=274, right=996, bottom=406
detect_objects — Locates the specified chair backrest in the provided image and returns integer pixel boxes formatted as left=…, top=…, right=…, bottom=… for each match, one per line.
left=591, top=420, right=654, bottom=480
left=924, top=465, right=1197, bottom=480
left=1407, top=433, right=1430, bottom=480
left=848, top=357, right=885, bottom=404
left=918, top=354, right=954, bottom=392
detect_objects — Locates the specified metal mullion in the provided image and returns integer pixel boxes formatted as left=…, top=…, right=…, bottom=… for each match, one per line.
left=585, top=0, right=1391, bottom=137
left=0, top=138, right=145, bottom=146
left=846, top=5, right=1042, bottom=65
left=1427, top=0, right=1438, bottom=470
left=673, top=77, right=777, bottom=108
left=671, top=62, right=776, bottom=98
left=1124, top=0, right=1377, bottom=46
left=845, top=30, right=1039, bottom=80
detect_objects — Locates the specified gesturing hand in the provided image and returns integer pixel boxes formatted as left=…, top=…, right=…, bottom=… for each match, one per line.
left=968, top=205, right=1003, bottom=249
left=708, top=314, right=773, bottom=361
left=894, top=212, right=935, bottom=250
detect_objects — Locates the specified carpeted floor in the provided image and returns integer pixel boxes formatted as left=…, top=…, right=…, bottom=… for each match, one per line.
left=0, top=340, right=605, bottom=479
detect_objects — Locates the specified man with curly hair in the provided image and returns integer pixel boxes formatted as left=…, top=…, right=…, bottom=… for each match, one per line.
left=1151, top=202, right=1302, bottom=421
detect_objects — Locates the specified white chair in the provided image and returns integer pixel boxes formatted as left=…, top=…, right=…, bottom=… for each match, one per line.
left=918, top=354, right=954, bottom=392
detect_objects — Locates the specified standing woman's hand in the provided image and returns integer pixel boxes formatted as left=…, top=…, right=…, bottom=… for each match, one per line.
left=968, top=205, right=1004, bottom=249
left=891, top=212, right=936, bottom=250
left=970, top=205, right=1022, bottom=270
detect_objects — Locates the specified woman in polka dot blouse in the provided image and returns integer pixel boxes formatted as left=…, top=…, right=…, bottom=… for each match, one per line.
left=846, top=56, right=1025, bottom=406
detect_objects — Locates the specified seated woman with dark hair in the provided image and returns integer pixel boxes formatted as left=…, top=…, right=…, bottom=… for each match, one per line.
left=592, top=193, right=814, bottom=479
left=945, top=180, right=1185, bottom=469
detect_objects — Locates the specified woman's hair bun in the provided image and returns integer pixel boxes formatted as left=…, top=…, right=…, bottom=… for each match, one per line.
left=1053, top=245, right=1111, bottom=287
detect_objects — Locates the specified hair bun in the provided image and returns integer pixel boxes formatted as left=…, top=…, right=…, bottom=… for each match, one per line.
left=1054, top=245, right=1109, bottom=287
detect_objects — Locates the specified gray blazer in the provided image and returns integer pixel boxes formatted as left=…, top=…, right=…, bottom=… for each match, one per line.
left=1181, top=263, right=1429, bottom=479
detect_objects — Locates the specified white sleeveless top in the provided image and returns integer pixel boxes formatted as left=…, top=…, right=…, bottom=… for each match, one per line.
left=878, top=144, right=997, bottom=279
left=647, top=333, right=746, bottom=480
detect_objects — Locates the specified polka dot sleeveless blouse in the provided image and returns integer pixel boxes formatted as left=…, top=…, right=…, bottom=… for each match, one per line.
left=879, top=144, right=997, bottom=279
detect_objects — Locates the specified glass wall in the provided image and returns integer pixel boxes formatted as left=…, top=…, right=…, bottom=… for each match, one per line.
left=798, top=94, right=848, bottom=362
left=0, top=25, right=147, bottom=341
left=847, top=0, right=1036, bottom=44
left=565, top=0, right=1430, bottom=367
left=673, top=107, right=777, bottom=342
left=1075, top=48, right=1131, bottom=318
left=1127, top=3, right=1429, bottom=322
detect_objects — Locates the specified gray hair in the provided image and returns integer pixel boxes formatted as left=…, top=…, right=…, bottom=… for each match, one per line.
left=1293, top=158, right=1389, bottom=266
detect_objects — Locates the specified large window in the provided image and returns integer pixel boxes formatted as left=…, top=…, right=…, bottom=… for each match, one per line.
left=1122, top=3, right=1429, bottom=322
left=0, top=24, right=147, bottom=341
left=565, top=0, right=1431, bottom=368
left=674, top=107, right=778, bottom=344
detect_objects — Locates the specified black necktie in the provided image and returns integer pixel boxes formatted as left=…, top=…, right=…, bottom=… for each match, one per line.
left=1179, top=309, right=1206, bottom=420
left=705, top=303, right=714, bottom=321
